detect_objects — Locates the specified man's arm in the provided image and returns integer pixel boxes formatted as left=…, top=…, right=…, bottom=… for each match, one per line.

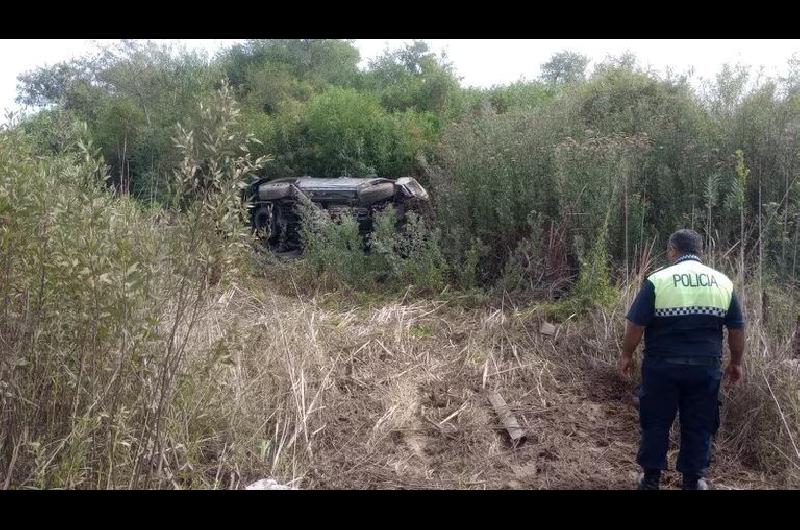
left=724, top=292, right=746, bottom=383
left=619, top=279, right=654, bottom=377
left=619, top=321, right=646, bottom=377
left=726, top=328, right=745, bottom=383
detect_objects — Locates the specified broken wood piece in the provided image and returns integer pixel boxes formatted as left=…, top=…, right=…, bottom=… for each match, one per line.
left=540, top=322, right=556, bottom=336
left=487, top=390, right=528, bottom=447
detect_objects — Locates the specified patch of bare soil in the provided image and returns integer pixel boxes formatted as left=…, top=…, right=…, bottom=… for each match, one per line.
left=274, top=296, right=788, bottom=490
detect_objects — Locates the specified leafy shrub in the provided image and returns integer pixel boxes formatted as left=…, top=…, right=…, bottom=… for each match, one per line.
left=297, top=200, right=446, bottom=293
left=0, top=84, right=266, bottom=489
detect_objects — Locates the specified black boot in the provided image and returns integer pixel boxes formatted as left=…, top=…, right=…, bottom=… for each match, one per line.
left=637, top=469, right=661, bottom=490
left=682, top=475, right=709, bottom=490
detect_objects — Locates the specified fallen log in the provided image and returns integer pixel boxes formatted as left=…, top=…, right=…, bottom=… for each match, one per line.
left=487, top=390, right=527, bottom=447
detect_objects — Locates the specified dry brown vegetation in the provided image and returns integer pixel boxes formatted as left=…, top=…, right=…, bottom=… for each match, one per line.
left=137, top=267, right=798, bottom=490
left=4, top=226, right=798, bottom=489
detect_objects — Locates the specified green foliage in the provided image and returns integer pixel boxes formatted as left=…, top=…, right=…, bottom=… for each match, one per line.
left=297, top=202, right=446, bottom=293
left=297, top=198, right=372, bottom=286
left=16, top=57, right=97, bottom=108
left=17, top=41, right=223, bottom=205
left=15, top=39, right=457, bottom=196
left=369, top=208, right=448, bottom=292
left=221, top=39, right=361, bottom=91
left=486, top=81, right=554, bottom=113
left=1, top=125, right=159, bottom=487
left=569, top=227, right=620, bottom=312
left=0, top=84, right=266, bottom=489
left=363, top=40, right=460, bottom=115
left=295, top=87, right=437, bottom=178
left=726, top=149, right=750, bottom=213
left=431, top=107, right=564, bottom=281
left=534, top=227, right=619, bottom=320
left=540, top=51, right=590, bottom=85
left=431, top=56, right=800, bottom=289
left=495, top=212, right=571, bottom=301
left=304, top=88, right=392, bottom=177
left=15, top=39, right=800, bottom=294
left=241, top=62, right=315, bottom=114
left=456, top=237, right=486, bottom=290
left=555, top=133, right=651, bottom=239
left=19, top=107, right=87, bottom=155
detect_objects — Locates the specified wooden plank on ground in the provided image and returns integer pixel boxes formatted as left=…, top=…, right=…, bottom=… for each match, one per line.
left=487, top=390, right=528, bottom=447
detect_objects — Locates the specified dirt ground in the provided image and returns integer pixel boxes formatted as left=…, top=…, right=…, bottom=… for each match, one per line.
left=232, top=287, right=791, bottom=490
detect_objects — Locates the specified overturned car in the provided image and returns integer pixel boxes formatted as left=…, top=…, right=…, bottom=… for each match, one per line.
left=244, top=176, right=430, bottom=252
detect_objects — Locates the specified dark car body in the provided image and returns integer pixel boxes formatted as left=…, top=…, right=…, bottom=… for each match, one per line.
left=244, top=176, right=430, bottom=252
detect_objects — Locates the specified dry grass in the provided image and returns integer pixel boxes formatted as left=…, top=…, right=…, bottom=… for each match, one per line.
left=145, top=268, right=799, bottom=490
left=4, top=249, right=797, bottom=489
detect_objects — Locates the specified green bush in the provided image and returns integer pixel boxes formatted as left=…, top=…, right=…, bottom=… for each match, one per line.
left=296, top=195, right=372, bottom=286
left=0, top=84, right=266, bottom=489
left=568, top=227, right=620, bottom=313
left=16, top=39, right=800, bottom=290
left=297, top=200, right=447, bottom=293
left=304, top=87, right=393, bottom=177
left=369, top=207, right=448, bottom=292
left=430, top=107, right=564, bottom=281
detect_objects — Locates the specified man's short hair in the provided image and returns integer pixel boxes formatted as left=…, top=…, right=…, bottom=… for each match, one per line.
left=668, top=229, right=703, bottom=255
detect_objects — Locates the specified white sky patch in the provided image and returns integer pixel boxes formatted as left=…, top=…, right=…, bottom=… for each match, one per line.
left=2, top=39, right=799, bottom=124
left=356, top=39, right=800, bottom=88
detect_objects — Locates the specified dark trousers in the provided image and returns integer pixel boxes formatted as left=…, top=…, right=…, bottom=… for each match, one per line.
left=637, top=356, right=722, bottom=477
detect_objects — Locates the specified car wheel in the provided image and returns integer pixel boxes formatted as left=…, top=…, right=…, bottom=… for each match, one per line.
left=253, top=204, right=272, bottom=238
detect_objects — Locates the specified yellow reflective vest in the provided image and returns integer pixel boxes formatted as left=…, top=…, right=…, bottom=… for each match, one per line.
left=627, top=254, right=743, bottom=358
left=647, top=255, right=734, bottom=318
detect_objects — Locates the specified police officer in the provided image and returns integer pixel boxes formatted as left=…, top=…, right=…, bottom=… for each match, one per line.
left=618, top=229, right=745, bottom=490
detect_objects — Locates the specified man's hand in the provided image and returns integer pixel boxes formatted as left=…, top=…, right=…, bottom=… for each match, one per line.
left=726, top=328, right=745, bottom=385
left=618, top=354, right=634, bottom=378
left=619, top=321, right=645, bottom=378
left=725, top=362, right=743, bottom=384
